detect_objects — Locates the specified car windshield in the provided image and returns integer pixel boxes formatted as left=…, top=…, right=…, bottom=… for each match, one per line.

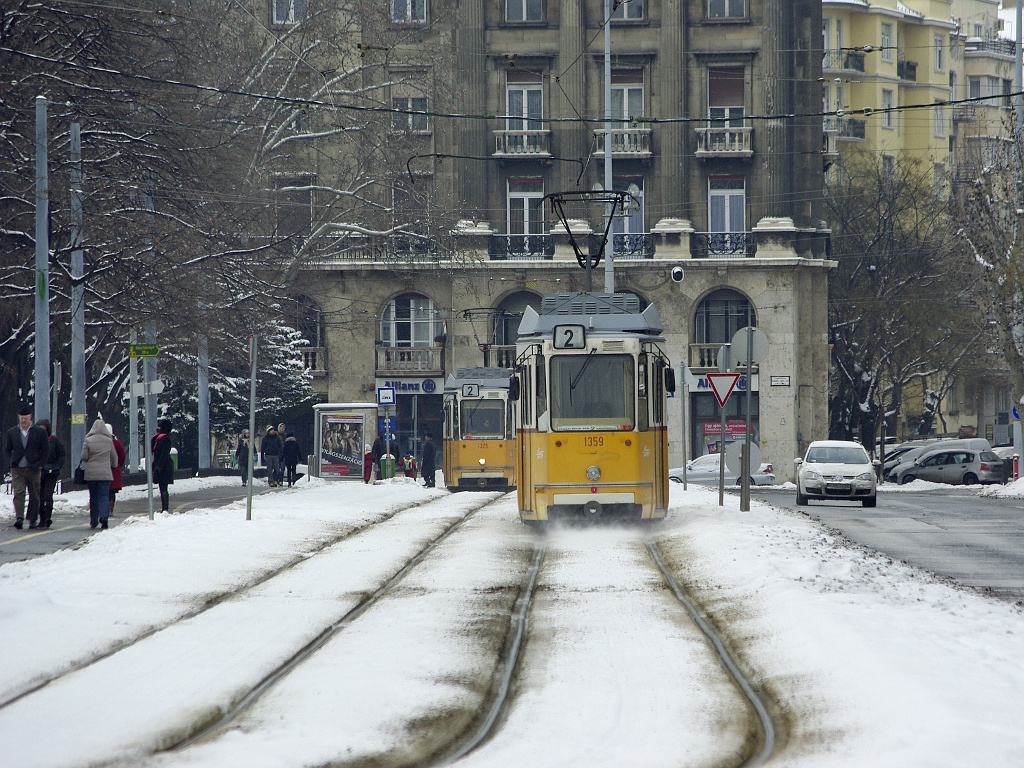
left=806, top=446, right=869, bottom=465
left=549, top=354, right=635, bottom=431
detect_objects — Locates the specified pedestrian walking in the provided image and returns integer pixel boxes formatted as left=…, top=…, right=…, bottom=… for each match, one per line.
left=36, top=419, right=65, bottom=529
left=421, top=432, right=437, bottom=488
left=397, top=450, right=418, bottom=478
left=371, top=435, right=384, bottom=480
left=363, top=443, right=373, bottom=483
left=81, top=418, right=118, bottom=529
left=282, top=432, right=301, bottom=486
left=4, top=406, right=49, bottom=529
left=261, top=426, right=282, bottom=487
left=276, top=423, right=287, bottom=485
left=107, top=424, right=126, bottom=518
left=151, top=418, right=175, bottom=513
left=235, top=429, right=250, bottom=485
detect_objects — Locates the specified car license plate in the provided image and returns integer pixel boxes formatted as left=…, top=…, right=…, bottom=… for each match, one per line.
left=826, top=483, right=850, bottom=491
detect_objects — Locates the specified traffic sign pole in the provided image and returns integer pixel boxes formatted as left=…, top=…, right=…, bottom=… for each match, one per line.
left=718, top=347, right=730, bottom=506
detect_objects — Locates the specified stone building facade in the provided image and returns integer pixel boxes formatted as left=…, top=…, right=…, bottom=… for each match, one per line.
left=283, top=0, right=833, bottom=480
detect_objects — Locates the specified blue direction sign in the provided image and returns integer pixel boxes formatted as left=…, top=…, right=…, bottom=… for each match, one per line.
left=378, top=417, right=397, bottom=436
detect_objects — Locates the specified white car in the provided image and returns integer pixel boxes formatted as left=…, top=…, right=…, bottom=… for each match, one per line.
left=669, top=452, right=775, bottom=486
left=795, top=440, right=877, bottom=507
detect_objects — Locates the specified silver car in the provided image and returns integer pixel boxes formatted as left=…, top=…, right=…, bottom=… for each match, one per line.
left=894, top=448, right=1004, bottom=486
left=795, top=440, right=877, bottom=507
left=669, top=453, right=775, bottom=486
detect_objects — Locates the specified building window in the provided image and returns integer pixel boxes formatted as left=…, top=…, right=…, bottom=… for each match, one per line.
left=507, top=179, right=544, bottom=235
left=273, top=0, right=306, bottom=24
left=934, top=34, right=944, bottom=71
left=708, top=66, right=745, bottom=126
left=381, top=294, right=441, bottom=347
left=708, top=177, right=745, bottom=235
left=392, top=96, right=428, bottom=132
left=881, top=23, right=893, bottom=62
left=506, top=0, right=542, bottom=22
left=934, top=100, right=945, bottom=137
left=612, top=178, right=644, bottom=236
left=822, top=83, right=830, bottom=113
left=275, top=176, right=313, bottom=238
left=506, top=72, right=544, bottom=150
left=392, top=0, right=426, bottom=23
left=1004, top=79, right=1013, bottom=109
left=493, top=292, right=542, bottom=346
left=974, top=23, right=983, bottom=38
left=290, top=295, right=324, bottom=348
left=612, top=0, right=643, bottom=20
left=611, top=70, right=644, bottom=125
left=882, top=154, right=894, bottom=178
left=708, top=0, right=744, bottom=19
left=933, top=163, right=945, bottom=198
left=881, top=89, right=894, bottom=128
left=695, top=289, right=754, bottom=344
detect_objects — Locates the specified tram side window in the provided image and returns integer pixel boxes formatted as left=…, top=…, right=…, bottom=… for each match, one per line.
left=653, top=359, right=665, bottom=424
left=443, top=401, right=452, bottom=439
left=519, top=368, right=531, bottom=425
left=637, top=358, right=649, bottom=432
left=536, top=355, right=547, bottom=428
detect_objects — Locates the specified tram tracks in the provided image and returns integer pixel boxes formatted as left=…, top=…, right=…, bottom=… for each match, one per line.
left=0, top=493, right=492, bottom=714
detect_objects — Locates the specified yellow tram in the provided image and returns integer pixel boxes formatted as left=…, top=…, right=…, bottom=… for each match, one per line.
left=512, top=293, right=675, bottom=522
left=442, top=368, right=517, bottom=492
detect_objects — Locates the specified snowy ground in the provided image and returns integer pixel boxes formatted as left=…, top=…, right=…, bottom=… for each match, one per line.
left=1, top=477, right=1023, bottom=767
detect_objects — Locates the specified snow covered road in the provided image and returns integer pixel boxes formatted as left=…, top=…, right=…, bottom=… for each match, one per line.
left=2, top=478, right=1023, bottom=767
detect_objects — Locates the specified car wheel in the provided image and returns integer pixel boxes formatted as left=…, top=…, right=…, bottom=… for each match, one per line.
left=900, top=474, right=915, bottom=485
left=796, top=486, right=808, bottom=505
left=962, top=473, right=978, bottom=486
left=862, top=495, right=877, bottom=508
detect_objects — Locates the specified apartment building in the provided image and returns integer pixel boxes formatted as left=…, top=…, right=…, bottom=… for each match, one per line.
left=279, top=0, right=833, bottom=478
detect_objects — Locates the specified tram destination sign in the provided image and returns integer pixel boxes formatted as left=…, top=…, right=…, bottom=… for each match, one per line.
left=128, top=344, right=159, bottom=358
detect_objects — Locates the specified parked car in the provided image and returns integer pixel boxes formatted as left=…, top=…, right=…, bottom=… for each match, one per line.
left=884, top=438, right=991, bottom=482
left=893, top=447, right=1004, bottom=486
left=669, top=453, right=775, bottom=486
left=794, top=440, right=877, bottom=507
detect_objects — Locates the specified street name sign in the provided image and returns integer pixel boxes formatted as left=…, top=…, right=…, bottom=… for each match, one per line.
left=129, top=344, right=159, bottom=357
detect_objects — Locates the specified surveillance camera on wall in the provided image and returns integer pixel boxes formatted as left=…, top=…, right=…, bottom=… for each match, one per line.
left=671, top=266, right=684, bottom=283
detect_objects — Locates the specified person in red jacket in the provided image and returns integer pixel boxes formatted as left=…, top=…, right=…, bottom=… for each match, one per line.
left=397, top=451, right=417, bottom=478
left=107, top=424, right=126, bottom=517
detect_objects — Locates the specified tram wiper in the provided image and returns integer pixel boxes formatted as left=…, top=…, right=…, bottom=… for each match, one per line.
left=568, top=348, right=598, bottom=394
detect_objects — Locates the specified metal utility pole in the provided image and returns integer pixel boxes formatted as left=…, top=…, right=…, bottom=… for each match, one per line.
left=679, top=362, right=688, bottom=489
left=70, top=122, right=86, bottom=463
left=198, top=335, right=210, bottom=469
left=247, top=335, right=257, bottom=521
left=34, top=95, right=50, bottom=421
left=741, top=326, right=753, bottom=512
left=718, top=346, right=730, bottom=507
left=128, top=329, right=139, bottom=471
left=603, top=0, right=615, bottom=294
left=144, top=178, right=157, bottom=438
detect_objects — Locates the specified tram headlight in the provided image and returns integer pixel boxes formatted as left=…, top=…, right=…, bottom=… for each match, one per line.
left=586, top=465, right=601, bottom=481
left=479, top=458, right=486, bottom=467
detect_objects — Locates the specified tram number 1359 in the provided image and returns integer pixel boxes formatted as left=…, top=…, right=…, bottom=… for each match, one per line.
left=553, top=324, right=587, bottom=349
left=583, top=436, right=604, bottom=447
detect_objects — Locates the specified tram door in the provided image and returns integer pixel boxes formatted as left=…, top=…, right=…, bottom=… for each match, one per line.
left=652, top=356, right=668, bottom=511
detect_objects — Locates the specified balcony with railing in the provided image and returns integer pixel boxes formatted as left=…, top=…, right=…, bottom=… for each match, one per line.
left=822, top=50, right=865, bottom=72
left=964, top=38, right=1016, bottom=58
left=493, top=129, right=552, bottom=158
left=953, top=104, right=976, bottom=122
left=302, top=347, right=327, bottom=376
left=488, top=234, right=555, bottom=260
left=897, top=59, right=917, bottom=82
left=689, top=232, right=755, bottom=258
left=593, top=128, right=652, bottom=159
left=689, top=343, right=758, bottom=373
left=374, top=345, right=444, bottom=376
left=587, top=233, right=655, bottom=260
left=481, top=345, right=517, bottom=369
left=822, top=115, right=866, bottom=140
left=695, top=125, right=753, bottom=159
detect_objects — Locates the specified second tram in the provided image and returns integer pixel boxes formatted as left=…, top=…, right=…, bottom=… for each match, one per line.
left=442, top=368, right=517, bottom=492
left=512, top=293, right=675, bottom=522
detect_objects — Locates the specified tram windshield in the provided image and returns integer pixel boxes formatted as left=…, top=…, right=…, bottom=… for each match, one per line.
left=460, top=401, right=505, bottom=439
left=549, top=354, right=635, bottom=430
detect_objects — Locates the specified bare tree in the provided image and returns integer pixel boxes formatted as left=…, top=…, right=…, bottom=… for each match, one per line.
left=826, top=151, right=987, bottom=444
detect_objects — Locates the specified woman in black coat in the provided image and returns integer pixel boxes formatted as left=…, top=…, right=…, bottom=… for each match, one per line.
left=282, top=433, right=302, bottom=486
left=151, top=418, right=174, bottom=512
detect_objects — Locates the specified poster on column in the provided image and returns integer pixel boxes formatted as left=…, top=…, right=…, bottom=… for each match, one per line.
left=319, top=411, right=365, bottom=477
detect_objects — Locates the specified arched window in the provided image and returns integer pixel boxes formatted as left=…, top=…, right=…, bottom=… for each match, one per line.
left=381, top=293, right=442, bottom=347
left=492, top=291, right=542, bottom=345
left=694, top=289, right=754, bottom=344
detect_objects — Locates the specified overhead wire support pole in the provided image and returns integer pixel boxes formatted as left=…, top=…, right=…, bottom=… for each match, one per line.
left=603, top=0, right=614, bottom=294
left=35, top=95, right=51, bottom=422
left=247, top=335, right=257, bottom=521
left=70, top=122, right=86, bottom=465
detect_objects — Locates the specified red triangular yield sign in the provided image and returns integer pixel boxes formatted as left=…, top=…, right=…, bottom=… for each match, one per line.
left=706, top=373, right=741, bottom=407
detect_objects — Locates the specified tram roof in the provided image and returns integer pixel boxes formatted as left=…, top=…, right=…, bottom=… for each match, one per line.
left=444, top=367, right=512, bottom=393
left=517, top=292, right=664, bottom=337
